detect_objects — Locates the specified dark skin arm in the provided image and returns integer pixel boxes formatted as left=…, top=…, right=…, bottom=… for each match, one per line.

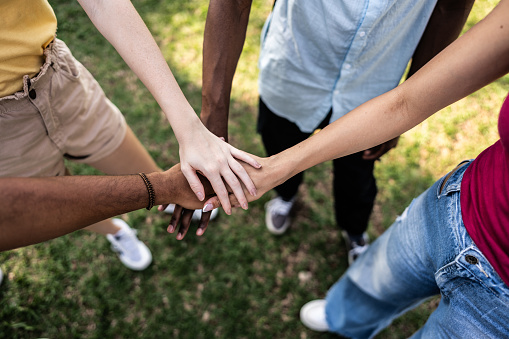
left=363, top=0, right=475, bottom=160
left=169, top=0, right=253, bottom=236
left=0, top=164, right=225, bottom=251
left=200, top=0, right=253, bottom=139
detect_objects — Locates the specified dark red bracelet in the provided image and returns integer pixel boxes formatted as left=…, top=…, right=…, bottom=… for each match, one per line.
left=138, top=173, right=155, bottom=210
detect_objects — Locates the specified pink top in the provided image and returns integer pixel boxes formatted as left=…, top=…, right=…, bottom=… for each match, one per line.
left=461, top=93, right=509, bottom=286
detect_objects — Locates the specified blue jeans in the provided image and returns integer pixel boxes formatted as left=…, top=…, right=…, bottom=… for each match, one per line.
left=325, top=161, right=509, bottom=339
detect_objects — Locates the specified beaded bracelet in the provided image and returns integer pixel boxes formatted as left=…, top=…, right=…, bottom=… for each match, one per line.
left=138, top=173, right=155, bottom=210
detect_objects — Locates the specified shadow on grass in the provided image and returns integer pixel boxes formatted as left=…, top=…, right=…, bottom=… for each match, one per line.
left=0, top=1, right=447, bottom=338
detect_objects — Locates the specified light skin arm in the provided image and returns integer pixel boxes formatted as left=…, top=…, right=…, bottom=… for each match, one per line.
left=0, top=165, right=226, bottom=252
left=165, top=0, right=253, bottom=229
left=235, top=0, right=509, bottom=198
left=363, top=0, right=475, bottom=160
left=76, top=0, right=260, bottom=214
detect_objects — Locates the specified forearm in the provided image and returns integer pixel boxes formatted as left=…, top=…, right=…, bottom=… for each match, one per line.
left=274, top=2, right=509, bottom=181
left=77, top=0, right=202, bottom=142
left=0, top=169, right=207, bottom=251
left=408, top=0, right=474, bottom=77
left=0, top=175, right=149, bottom=251
left=201, top=0, right=253, bottom=138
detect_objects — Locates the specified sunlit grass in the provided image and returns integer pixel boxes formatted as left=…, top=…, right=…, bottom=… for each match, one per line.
left=1, top=0, right=506, bottom=338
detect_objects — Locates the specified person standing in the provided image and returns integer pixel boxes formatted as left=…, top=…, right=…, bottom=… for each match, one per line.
left=0, top=0, right=260, bottom=270
left=200, top=0, right=474, bottom=263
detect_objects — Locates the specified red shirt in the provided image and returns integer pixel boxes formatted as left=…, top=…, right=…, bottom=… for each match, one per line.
left=461, top=93, right=509, bottom=286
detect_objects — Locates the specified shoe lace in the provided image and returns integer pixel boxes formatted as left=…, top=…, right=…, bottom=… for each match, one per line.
left=269, top=197, right=294, bottom=216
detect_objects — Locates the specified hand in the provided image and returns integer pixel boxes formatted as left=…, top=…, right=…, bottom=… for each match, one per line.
left=362, top=136, right=400, bottom=161
left=201, top=155, right=281, bottom=211
left=178, top=123, right=261, bottom=214
left=164, top=205, right=213, bottom=240
left=157, top=164, right=222, bottom=240
left=159, top=164, right=216, bottom=210
left=157, top=163, right=243, bottom=240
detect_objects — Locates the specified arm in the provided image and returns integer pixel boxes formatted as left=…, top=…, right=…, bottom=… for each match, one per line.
left=407, top=0, right=475, bottom=77
left=240, top=1, right=509, bottom=196
left=200, top=0, right=253, bottom=139
left=76, top=0, right=260, bottom=213
left=363, top=0, right=475, bottom=160
left=171, top=0, right=253, bottom=229
left=0, top=165, right=219, bottom=251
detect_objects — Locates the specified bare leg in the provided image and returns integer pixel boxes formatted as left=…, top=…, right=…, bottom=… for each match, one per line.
left=83, top=126, right=161, bottom=235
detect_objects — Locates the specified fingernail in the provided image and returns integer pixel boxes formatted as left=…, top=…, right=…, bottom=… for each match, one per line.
left=196, top=229, right=203, bottom=236
left=242, top=202, right=248, bottom=210
left=167, top=225, right=175, bottom=233
left=203, top=203, right=213, bottom=212
left=197, top=192, right=204, bottom=201
left=255, top=162, right=262, bottom=168
left=250, top=188, right=257, bottom=197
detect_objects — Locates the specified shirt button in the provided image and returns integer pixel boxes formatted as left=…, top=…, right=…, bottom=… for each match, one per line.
left=359, top=31, right=366, bottom=37
left=465, top=255, right=478, bottom=265
left=29, top=89, right=37, bottom=100
left=344, top=64, right=351, bottom=70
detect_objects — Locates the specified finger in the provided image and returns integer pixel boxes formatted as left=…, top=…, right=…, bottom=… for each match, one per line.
left=227, top=193, right=241, bottom=208
left=374, top=145, right=391, bottom=159
left=180, top=164, right=205, bottom=201
left=167, top=204, right=184, bottom=233
left=203, top=196, right=221, bottom=212
left=176, top=209, right=194, bottom=240
left=230, top=146, right=261, bottom=169
left=203, top=193, right=242, bottom=212
left=207, top=177, right=232, bottom=215
left=158, top=204, right=169, bottom=212
left=196, top=211, right=212, bottom=236
left=220, top=169, right=249, bottom=210
left=228, top=158, right=258, bottom=198
left=362, top=146, right=382, bottom=160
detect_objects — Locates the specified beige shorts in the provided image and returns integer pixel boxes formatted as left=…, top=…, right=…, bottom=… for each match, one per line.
left=0, top=38, right=127, bottom=177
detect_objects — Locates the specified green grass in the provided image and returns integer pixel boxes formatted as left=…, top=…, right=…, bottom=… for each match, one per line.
left=0, top=0, right=505, bottom=338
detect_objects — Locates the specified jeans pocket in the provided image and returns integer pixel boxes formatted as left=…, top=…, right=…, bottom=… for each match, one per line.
left=437, top=160, right=471, bottom=196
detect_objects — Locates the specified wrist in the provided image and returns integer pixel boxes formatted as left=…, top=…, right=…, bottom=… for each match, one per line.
left=172, top=114, right=204, bottom=145
left=200, top=103, right=229, bottom=138
left=146, top=171, right=175, bottom=207
left=266, top=153, right=295, bottom=188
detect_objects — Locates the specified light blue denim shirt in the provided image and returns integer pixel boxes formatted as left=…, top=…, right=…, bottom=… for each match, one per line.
left=258, top=0, right=438, bottom=133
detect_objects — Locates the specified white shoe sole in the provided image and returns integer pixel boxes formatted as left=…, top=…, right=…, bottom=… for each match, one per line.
left=265, top=209, right=290, bottom=235
left=109, top=219, right=152, bottom=271
left=300, top=299, right=329, bottom=332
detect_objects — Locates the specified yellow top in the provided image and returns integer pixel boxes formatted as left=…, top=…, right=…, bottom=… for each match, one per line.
left=0, top=0, right=57, bottom=97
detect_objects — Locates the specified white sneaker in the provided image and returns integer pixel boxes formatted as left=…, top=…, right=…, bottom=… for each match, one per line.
left=107, top=219, right=152, bottom=271
left=164, top=204, right=218, bottom=221
left=300, top=299, right=329, bottom=332
left=265, top=196, right=295, bottom=235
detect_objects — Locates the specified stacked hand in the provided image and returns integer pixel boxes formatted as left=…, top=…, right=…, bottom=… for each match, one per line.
left=177, top=125, right=261, bottom=214
left=161, top=153, right=288, bottom=240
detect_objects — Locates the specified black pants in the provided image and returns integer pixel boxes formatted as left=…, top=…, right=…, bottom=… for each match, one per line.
left=257, top=98, right=377, bottom=236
